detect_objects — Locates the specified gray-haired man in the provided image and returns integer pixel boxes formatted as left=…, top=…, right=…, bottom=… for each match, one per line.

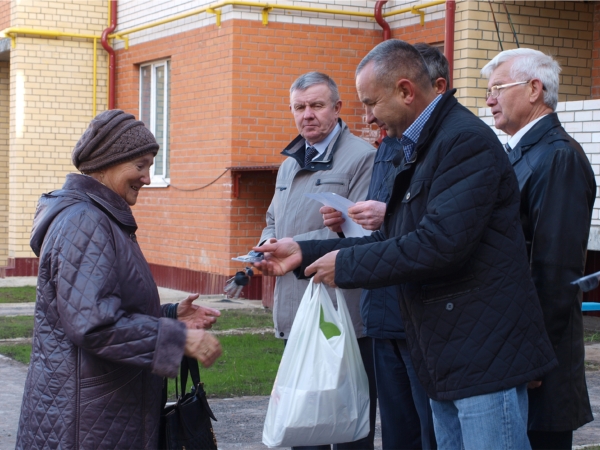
left=259, top=72, right=376, bottom=449
left=482, top=48, right=595, bottom=450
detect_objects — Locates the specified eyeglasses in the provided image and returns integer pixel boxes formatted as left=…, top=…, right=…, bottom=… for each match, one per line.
left=485, top=81, right=529, bottom=99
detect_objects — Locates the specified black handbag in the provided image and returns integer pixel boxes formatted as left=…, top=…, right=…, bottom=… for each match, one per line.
left=159, top=356, right=218, bottom=450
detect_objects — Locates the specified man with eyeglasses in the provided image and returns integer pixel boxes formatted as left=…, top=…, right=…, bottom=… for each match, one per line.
left=482, top=48, right=595, bottom=450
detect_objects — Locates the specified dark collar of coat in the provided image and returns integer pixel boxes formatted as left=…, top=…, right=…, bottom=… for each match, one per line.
left=392, top=89, right=458, bottom=167
left=63, top=173, right=138, bottom=232
left=507, top=113, right=561, bottom=165
left=280, top=118, right=346, bottom=171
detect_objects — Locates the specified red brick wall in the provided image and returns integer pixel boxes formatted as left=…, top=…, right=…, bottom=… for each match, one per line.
left=593, top=1, right=600, bottom=99
left=0, top=1, right=10, bottom=31
left=116, top=23, right=235, bottom=281
left=114, top=18, right=446, bottom=291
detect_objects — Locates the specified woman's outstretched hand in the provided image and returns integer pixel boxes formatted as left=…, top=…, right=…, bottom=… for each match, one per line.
left=177, top=294, right=221, bottom=329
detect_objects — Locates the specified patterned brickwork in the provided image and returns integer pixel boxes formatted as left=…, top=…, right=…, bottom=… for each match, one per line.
left=3, top=0, right=599, bottom=281
left=456, top=0, right=594, bottom=110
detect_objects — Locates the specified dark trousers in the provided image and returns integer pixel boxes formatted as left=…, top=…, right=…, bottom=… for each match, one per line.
left=373, top=338, right=436, bottom=450
left=289, top=336, right=377, bottom=450
left=528, top=430, right=573, bottom=450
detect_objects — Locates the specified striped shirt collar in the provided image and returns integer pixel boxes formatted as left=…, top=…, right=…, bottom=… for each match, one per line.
left=399, top=94, right=442, bottom=162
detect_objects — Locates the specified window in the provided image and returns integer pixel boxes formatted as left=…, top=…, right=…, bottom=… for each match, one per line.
left=140, top=60, right=170, bottom=186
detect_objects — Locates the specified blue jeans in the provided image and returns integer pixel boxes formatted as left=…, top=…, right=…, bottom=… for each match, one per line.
left=430, top=384, right=531, bottom=450
left=373, top=338, right=436, bottom=449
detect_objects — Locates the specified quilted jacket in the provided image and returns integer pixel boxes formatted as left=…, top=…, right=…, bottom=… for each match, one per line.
left=508, top=113, right=595, bottom=431
left=260, top=119, right=375, bottom=339
left=16, top=173, right=187, bottom=450
left=297, top=90, right=557, bottom=401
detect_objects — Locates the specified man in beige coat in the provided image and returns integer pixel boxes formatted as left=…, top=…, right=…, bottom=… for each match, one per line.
left=259, top=72, right=375, bottom=450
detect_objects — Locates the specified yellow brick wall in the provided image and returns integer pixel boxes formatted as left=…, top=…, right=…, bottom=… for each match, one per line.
left=10, top=0, right=106, bottom=33
left=0, top=61, right=8, bottom=266
left=8, top=0, right=108, bottom=258
left=454, top=0, right=594, bottom=110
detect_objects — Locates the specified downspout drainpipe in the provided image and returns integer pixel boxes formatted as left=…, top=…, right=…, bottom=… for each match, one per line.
left=374, top=1, right=391, bottom=41
left=374, top=1, right=390, bottom=144
left=444, top=0, right=455, bottom=90
left=101, top=0, right=117, bottom=110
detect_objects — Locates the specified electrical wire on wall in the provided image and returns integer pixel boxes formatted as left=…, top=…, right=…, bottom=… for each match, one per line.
left=489, top=0, right=504, bottom=51
left=488, top=1, right=522, bottom=51
left=163, top=168, right=231, bottom=191
left=502, top=1, right=520, bottom=48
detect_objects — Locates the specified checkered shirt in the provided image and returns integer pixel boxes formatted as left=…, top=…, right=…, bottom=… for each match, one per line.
left=399, top=94, right=442, bottom=162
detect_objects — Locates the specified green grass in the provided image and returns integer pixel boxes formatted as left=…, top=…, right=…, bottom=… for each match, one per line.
left=0, top=343, right=32, bottom=364
left=168, top=333, right=283, bottom=399
left=210, top=308, right=273, bottom=331
left=5, top=304, right=600, bottom=400
left=585, top=361, right=600, bottom=371
left=0, top=286, right=36, bottom=303
left=0, top=310, right=283, bottom=399
left=584, top=329, right=600, bottom=343
left=0, top=335, right=283, bottom=399
left=0, top=316, right=35, bottom=339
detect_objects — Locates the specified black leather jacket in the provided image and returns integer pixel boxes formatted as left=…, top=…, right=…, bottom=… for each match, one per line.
left=297, top=90, right=557, bottom=401
left=509, top=113, right=595, bottom=431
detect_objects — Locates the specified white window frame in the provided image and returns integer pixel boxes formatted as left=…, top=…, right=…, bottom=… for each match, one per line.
left=139, top=59, right=170, bottom=187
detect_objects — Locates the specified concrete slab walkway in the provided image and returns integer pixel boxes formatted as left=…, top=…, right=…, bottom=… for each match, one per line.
left=0, top=355, right=28, bottom=449
left=0, top=277, right=264, bottom=317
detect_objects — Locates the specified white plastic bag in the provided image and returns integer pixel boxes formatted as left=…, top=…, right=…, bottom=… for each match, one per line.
left=262, top=280, right=370, bottom=448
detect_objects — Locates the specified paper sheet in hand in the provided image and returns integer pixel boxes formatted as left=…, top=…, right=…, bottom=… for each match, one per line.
left=305, top=192, right=371, bottom=238
left=572, top=270, right=600, bottom=292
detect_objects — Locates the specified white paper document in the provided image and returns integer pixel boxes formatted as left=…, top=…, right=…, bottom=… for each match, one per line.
left=572, top=270, right=600, bottom=292
left=305, top=192, right=372, bottom=238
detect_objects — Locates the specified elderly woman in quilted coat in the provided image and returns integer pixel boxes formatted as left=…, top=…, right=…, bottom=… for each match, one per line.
left=16, top=110, right=222, bottom=450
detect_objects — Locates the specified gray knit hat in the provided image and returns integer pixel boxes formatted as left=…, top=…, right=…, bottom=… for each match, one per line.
left=72, top=109, right=159, bottom=173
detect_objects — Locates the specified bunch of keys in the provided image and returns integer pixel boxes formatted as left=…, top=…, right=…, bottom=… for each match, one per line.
left=224, top=267, right=254, bottom=299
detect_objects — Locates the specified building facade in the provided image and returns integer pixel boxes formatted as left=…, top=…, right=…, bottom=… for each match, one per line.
left=1, top=0, right=599, bottom=302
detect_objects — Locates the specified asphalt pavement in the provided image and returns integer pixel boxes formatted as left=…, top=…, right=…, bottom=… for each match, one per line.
left=1, top=277, right=599, bottom=449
